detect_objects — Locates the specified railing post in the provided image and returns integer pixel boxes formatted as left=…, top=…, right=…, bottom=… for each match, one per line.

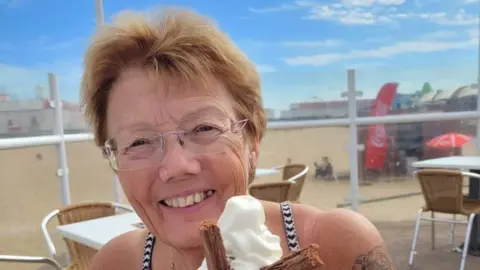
left=347, top=69, right=360, bottom=211
left=95, top=0, right=104, bottom=29
left=49, top=73, right=71, bottom=205
left=476, top=25, right=480, bottom=155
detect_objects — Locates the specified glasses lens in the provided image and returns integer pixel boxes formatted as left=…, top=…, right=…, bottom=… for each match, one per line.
left=108, top=119, right=247, bottom=171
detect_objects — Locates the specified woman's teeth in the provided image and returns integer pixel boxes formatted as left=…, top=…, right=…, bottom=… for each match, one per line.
left=162, top=190, right=215, bottom=208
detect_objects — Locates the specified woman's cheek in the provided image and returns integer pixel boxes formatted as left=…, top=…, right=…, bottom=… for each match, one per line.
left=216, top=135, right=249, bottom=195
left=117, top=171, right=149, bottom=201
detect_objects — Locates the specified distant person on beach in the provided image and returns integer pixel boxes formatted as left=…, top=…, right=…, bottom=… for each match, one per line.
left=82, top=7, right=394, bottom=270
left=314, top=156, right=333, bottom=180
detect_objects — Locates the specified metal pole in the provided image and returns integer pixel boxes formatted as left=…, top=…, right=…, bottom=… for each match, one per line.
left=49, top=73, right=71, bottom=205
left=94, top=0, right=121, bottom=203
left=95, top=0, right=104, bottom=29
left=347, top=69, right=360, bottom=211
left=476, top=20, right=480, bottom=155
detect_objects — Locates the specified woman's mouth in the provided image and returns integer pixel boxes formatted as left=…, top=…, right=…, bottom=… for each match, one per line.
left=159, top=190, right=216, bottom=208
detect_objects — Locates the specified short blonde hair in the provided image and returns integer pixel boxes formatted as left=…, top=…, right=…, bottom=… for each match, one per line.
left=80, top=7, right=266, bottom=147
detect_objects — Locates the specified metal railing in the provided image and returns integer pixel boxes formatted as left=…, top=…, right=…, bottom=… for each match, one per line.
left=1, top=70, right=479, bottom=211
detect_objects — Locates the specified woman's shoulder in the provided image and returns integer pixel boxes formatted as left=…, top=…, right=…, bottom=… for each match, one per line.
left=89, top=228, right=149, bottom=270
left=289, top=204, right=395, bottom=269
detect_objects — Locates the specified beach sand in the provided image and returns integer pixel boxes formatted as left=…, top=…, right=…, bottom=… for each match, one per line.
left=0, top=126, right=475, bottom=269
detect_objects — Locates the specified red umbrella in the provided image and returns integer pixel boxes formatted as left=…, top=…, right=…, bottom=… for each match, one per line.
left=426, top=133, right=472, bottom=149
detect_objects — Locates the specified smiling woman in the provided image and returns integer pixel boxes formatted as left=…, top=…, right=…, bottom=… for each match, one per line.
left=81, top=6, right=395, bottom=270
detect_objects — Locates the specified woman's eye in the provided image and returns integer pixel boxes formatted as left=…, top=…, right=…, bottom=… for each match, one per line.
left=194, top=125, right=217, bottom=133
left=129, top=139, right=150, bottom=148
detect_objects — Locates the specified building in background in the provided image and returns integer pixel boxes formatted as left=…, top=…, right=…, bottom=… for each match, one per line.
left=1, top=83, right=476, bottom=137
left=264, top=108, right=276, bottom=120
left=279, top=98, right=374, bottom=119
left=0, top=85, right=88, bottom=138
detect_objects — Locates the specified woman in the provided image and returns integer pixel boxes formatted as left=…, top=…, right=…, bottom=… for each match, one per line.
left=83, top=7, right=395, bottom=270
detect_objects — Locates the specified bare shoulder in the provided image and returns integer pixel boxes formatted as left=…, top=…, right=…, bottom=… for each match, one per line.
left=291, top=204, right=395, bottom=270
left=89, top=229, right=147, bottom=270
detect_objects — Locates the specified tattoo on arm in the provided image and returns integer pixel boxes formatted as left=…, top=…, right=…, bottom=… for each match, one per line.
left=352, top=245, right=395, bottom=270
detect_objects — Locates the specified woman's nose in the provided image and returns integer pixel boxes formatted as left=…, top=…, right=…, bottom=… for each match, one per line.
left=157, top=135, right=201, bottom=182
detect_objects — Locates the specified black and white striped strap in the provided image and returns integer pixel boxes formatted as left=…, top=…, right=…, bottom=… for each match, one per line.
left=142, top=232, right=155, bottom=270
left=280, top=201, right=300, bottom=251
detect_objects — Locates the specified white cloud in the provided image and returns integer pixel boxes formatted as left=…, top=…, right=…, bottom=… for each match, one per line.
left=345, top=61, right=386, bottom=69
left=251, top=1, right=478, bottom=26
left=340, top=0, right=405, bottom=7
left=464, top=0, right=479, bottom=4
left=0, top=64, right=50, bottom=99
left=281, top=39, right=343, bottom=47
left=0, top=57, right=83, bottom=101
left=413, top=0, right=441, bottom=7
left=420, top=30, right=458, bottom=40
left=248, top=4, right=299, bottom=13
left=256, top=64, right=276, bottom=73
left=393, top=9, right=479, bottom=25
left=468, top=28, right=479, bottom=40
left=40, top=38, right=85, bottom=51
left=285, top=31, right=476, bottom=66
left=0, top=36, right=83, bottom=53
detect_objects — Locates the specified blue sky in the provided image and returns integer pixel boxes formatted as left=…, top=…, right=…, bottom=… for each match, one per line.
left=0, top=0, right=478, bottom=111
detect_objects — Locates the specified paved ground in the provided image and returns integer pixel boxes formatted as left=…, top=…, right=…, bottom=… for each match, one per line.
left=376, top=220, right=480, bottom=270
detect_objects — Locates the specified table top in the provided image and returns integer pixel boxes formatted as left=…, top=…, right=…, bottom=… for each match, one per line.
left=56, top=212, right=141, bottom=250
left=412, top=156, right=480, bottom=170
left=255, top=168, right=280, bottom=177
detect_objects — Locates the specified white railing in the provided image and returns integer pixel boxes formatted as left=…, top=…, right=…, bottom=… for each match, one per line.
left=1, top=70, right=480, bottom=211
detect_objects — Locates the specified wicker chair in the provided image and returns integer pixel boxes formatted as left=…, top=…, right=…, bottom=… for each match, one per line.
left=408, top=169, right=480, bottom=270
left=281, top=164, right=308, bottom=203
left=65, top=256, right=92, bottom=270
left=249, top=181, right=293, bottom=203
left=280, top=164, right=307, bottom=182
left=42, top=202, right=133, bottom=267
left=0, top=254, right=62, bottom=269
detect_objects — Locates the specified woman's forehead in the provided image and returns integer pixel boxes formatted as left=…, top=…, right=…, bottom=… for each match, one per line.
left=108, top=69, right=236, bottom=134
left=113, top=68, right=232, bottom=104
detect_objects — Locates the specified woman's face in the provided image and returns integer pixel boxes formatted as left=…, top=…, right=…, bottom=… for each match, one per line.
left=106, top=68, right=258, bottom=248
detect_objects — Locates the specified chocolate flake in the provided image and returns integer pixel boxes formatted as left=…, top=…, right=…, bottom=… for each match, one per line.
left=198, top=222, right=325, bottom=270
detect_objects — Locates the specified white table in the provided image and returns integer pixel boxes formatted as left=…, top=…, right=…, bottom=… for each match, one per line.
left=413, top=156, right=480, bottom=255
left=57, top=213, right=141, bottom=250
left=412, top=156, right=480, bottom=170
left=255, top=168, right=280, bottom=177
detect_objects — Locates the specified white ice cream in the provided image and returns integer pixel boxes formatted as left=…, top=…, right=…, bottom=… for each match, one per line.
left=198, top=195, right=283, bottom=269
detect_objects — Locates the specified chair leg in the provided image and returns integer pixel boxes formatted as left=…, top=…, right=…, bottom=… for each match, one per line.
left=450, top=214, right=456, bottom=247
left=431, top=211, right=436, bottom=250
left=460, top=214, right=476, bottom=270
left=409, top=209, right=423, bottom=266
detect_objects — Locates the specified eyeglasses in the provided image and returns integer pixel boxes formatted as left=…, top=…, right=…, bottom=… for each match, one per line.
left=103, top=119, right=248, bottom=171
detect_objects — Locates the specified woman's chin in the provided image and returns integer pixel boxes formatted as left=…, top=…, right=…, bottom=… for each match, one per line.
left=166, top=231, right=204, bottom=250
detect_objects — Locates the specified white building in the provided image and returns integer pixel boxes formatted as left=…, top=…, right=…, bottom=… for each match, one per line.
left=264, top=108, right=276, bottom=120
left=280, top=99, right=374, bottom=119
left=0, top=92, right=88, bottom=137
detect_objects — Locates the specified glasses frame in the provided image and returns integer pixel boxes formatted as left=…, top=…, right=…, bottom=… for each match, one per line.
left=102, top=119, right=248, bottom=171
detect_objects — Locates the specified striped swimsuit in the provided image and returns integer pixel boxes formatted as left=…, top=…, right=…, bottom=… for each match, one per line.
left=141, top=201, right=300, bottom=270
